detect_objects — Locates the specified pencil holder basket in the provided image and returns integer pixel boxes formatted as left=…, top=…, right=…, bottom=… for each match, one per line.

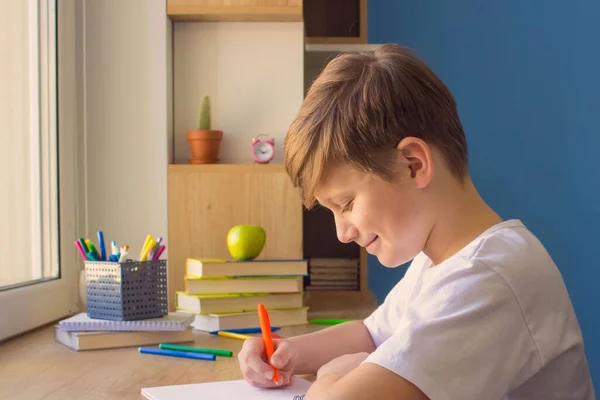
left=84, top=259, right=168, bottom=321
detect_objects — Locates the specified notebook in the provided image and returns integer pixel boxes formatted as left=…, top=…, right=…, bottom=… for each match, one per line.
left=58, top=312, right=194, bottom=332
left=54, top=326, right=195, bottom=351
left=141, top=377, right=312, bottom=400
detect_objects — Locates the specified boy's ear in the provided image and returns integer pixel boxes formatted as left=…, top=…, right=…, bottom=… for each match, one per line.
left=395, top=137, right=433, bottom=189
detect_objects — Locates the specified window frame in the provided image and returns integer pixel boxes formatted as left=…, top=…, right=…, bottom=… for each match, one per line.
left=0, top=0, right=81, bottom=342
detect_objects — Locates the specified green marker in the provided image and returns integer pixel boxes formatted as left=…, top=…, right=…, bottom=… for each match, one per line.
left=159, top=343, right=233, bottom=357
left=309, top=319, right=352, bottom=325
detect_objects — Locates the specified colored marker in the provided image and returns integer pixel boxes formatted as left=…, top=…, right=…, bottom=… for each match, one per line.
left=258, top=303, right=279, bottom=384
left=138, top=347, right=215, bottom=361
left=139, top=235, right=153, bottom=260
left=309, top=319, right=352, bottom=325
left=159, top=344, right=232, bottom=357
left=152, top=245, right=165, bottom=261
left=97, top=231, right=107, bottom=261
left=111, top=240, right=118, bottom=256
left=87, top=251, right=99, bottom=261
left=150, top=237, right=162, bottom=258
left=141, top=238, right=156, bottom=262
left=78, top=238, right=89, bottom=252
left=118, top=245, right=129, bottom=262
left=74, top=240, right=89, bottom=261
left=217, top=331, right=253, bottom=341
left=87, top=243, right=102, bottom=261
left=209, top=327, right=280, bottom=335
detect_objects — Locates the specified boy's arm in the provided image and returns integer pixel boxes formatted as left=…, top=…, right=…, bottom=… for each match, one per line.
left=288, top=321, right=376, bottom=375
left=306, top=363, right=429, bottom=400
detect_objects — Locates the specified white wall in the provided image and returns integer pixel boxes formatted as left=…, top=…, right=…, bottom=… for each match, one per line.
left=0, top=0, right=35, bottom=285
left=82, top=0, right=170, bottom=256
left=173, top=22, right=304, bottom=164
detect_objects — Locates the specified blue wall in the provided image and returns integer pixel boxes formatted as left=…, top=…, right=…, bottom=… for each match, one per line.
left=366, top=0, right=600, bottom=387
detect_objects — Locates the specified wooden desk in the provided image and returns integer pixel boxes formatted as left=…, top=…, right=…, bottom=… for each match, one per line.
left=0, top=307, right=377, bottom=400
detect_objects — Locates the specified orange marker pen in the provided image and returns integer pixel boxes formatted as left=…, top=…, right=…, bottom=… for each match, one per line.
left=257, top=303, right=279, bottom=384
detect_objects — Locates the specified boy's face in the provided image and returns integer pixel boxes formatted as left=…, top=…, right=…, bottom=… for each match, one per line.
left=314, top=156, right=434, bottom=268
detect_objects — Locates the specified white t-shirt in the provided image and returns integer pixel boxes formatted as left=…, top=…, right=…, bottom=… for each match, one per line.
left=363, top=219, right=595, bottom=400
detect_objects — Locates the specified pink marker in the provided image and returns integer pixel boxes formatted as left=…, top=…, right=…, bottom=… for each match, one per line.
left=153, top=245, right=165, bottom=260
left=74, top=240, right=89, bottom=261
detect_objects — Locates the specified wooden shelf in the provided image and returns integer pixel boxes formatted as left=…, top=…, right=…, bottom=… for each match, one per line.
left=168, top=163, right=287, bottom=173
left=167, top=163, right=303, bottom=310
left=167, top=163, right=375, bottom=312
left=167, top=1, right=303, bottom=22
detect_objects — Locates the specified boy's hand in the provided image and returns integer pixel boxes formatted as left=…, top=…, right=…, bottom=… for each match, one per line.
left=238, top=337, right=298, bottom=388
left=316, top=352, right=370, bottom=379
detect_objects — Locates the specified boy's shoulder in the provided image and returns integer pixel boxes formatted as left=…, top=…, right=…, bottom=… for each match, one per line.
left=455, top=219, right=561, bottom=285
left=438, top=219, right=556, bottom=277
left=457, top=219, right=545, bottom=262
left=422, top=219, right=563, bottom=299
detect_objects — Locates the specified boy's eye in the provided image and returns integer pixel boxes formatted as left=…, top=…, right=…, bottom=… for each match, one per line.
left=341, top=200, right=353, bottom=213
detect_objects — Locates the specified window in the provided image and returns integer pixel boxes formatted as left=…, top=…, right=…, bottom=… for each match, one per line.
left=0, top=0, right=79, bottom=341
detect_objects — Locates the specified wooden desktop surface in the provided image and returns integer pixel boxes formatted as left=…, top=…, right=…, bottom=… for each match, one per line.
left=0, top=308, right=376, bottom=400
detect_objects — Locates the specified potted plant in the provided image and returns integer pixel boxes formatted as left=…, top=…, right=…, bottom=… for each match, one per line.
left=186, top=95, right=223, bottom=164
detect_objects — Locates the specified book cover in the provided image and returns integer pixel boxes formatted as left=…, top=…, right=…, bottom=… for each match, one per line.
left=191, top=307, right=308, bottom=332
left=186, top=258, right=308, bottom=278
left=175, top=292, right=304, bottom=314
left=184, top=276, right=304, bottom=295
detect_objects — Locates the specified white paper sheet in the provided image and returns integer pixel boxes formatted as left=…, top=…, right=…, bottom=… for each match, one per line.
left=141, top=377, right=312, bottom=400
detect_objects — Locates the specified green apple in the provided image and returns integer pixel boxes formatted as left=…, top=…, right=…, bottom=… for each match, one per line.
left=226, top=225, right=266, bottom=261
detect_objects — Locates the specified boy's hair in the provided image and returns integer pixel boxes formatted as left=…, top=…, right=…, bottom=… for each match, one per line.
left=284, top=43, right=468, bottom=209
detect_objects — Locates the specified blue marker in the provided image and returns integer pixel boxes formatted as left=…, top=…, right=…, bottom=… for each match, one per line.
left=209, top=326, right=281, bottom=335
left=139, top=347, right=216, bottom=361
left=97, top=231, right=107, bottom=261
left=86, top=251, right=99, bottom=261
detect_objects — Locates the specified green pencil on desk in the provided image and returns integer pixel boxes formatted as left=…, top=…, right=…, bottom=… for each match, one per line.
left=309, top=319, right=352, bottom=325
left=159, top=343, right=232, bottom=357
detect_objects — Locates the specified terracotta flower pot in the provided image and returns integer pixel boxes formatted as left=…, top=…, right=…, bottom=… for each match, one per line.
left=186, top=129, right=223, bottom=164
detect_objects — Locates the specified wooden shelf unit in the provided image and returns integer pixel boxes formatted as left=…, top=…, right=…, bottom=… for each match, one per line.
left=167, top=0, right=303, bottom=22
left=166, top=163, right=375, bottom=312
left=167, top=163, right=303, bottom=310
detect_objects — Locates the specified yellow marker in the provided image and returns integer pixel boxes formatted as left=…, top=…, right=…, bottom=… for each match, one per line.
left=140, top=238, right=156, bottom=262
left=217, top=331, right=253, bottom=341
left=139, top=235, right=153, bottom=260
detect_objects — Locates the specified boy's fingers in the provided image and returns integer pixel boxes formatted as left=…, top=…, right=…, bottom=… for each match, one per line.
left=271, top=340, right=293, bottom=369
left=277, top=370, right=294, bottom=387
left=247, top=352, right=277, bottom=379
left=242, top=337, right=265, bottom=355
left=243, top=367, right=278, bottom=388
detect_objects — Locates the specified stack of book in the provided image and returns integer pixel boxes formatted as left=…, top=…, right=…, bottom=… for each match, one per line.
left=306, top=257, right=360, bottom=291
left=176, top=258, right=309, bottom=332
left=54, top=312, right=195, bottom=351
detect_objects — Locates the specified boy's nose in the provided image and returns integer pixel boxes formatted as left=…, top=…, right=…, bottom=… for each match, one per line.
left=335, top=218, right=358, bottom=244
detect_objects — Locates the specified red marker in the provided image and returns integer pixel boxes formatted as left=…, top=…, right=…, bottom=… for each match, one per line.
left=258, top=303, right=279, bottom=384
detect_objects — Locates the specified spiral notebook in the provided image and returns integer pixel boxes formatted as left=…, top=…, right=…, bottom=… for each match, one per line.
left=58, top=312, right=194, bottom=332
left=141, top=377, right=312, bottom=400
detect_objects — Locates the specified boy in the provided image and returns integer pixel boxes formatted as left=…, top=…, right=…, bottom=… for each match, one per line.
left=237, top=44, right=595, bottom=399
